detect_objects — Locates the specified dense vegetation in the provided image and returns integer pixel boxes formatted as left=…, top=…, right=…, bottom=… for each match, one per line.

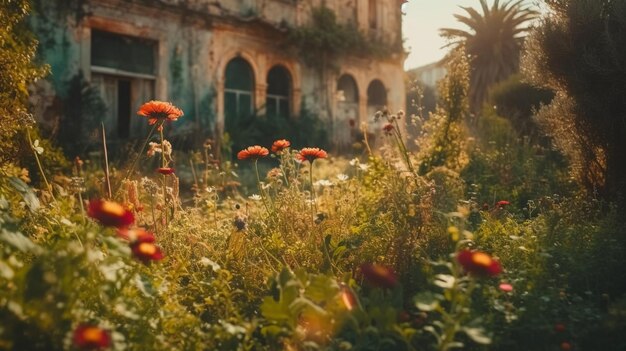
left=1, top=0, right=625, bottom=350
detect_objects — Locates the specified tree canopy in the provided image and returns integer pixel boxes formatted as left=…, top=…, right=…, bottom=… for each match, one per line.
left=441, top=0, right=538, bottom=114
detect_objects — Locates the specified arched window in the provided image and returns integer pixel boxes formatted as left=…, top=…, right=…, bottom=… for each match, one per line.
left=367, top=79, right=387, bottom=111
left=337, top=74, right=359, bottom=104
left=224, top=57, right=254, bottom=120
left=266, top=65, right=291, bottom=118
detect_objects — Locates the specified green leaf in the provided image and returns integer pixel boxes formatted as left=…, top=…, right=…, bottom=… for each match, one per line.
left=414, top=291, right=440, bottom=311
left=0, top=260, right=15, bottom=279
left=434, top=274, right=455, bottom=289
left=8, top=177, right=40, bottom=212
left=306, top=274, right=339, bottom=303
left=0, top=228, right=41, bottom=254
left=333, top=245, right=347, bottom=259
left=278, top=267, right=294, bottom=287
left=290, top=297, right=327, bottom=317
left=261, top=296, right=291, bottom=321
left=423, top=325, right=441, bottom=343
left=463, top=326, right=492, bottom=345
left=135, top=273, right=156, bottom=297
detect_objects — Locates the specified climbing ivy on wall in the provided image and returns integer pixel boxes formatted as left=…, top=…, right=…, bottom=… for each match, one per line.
left=286, top=6, right=403, bottom=68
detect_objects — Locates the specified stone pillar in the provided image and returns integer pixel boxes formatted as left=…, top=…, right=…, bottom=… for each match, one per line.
left=256, top=83, right=267, bottom=113
left=292, top=88, right=302, bottom=117
left=216, top=78, right=225, bottom=139
left=359, top=93, right=367, bottom=126
left=77, top=26, right=91, bottom=81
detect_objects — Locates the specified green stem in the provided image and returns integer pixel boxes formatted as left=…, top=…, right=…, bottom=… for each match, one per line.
left=254, top=160, right=271, bottom=213
left=77, top=191, right=85, bottom=223
left=118, top=123, right=159, bottom=194
left=26, top=129, right=55, bottom=201
left=279, top=152, right=290, bottom=187
left=309, top=162, right=315, bottom=216
left=160, top=126, right=168, bottom=227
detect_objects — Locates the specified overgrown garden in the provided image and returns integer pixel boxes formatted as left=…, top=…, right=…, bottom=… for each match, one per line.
left=1, top=0, right=625, bottom=350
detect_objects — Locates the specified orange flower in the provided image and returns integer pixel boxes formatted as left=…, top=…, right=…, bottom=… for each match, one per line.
left=271, top=139, right=291, bottom=153
left=237, top=145, right=269, bottom=160
left=87, top=199, right=134, bottom=228
left=130, top=233, right=163, bottom=264
left=73, top=324, right=111, bottom=350
left=157, top=167, right=175, bottom=175
left=296, top=147, right=328, bottom=163
left=137, top=100, right=183, bottom=125
left=360, top=263, right=397, bottom=288
left=457, top=249, right=502, bottom=277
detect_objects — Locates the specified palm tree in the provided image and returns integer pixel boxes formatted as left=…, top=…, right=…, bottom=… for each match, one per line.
left=440, top=0, right=538, bottom=114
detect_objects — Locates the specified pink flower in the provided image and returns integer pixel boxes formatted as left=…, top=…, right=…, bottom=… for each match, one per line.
left=499, top=283, right=513, bottom=292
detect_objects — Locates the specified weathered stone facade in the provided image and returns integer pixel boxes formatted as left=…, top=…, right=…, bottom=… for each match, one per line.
left=31, top=0, right=406, bottom=148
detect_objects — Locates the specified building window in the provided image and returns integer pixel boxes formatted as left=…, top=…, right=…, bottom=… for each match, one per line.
left=367, top=79, right=387, bottom=109
left=336, top=74, right=359, bottom=146
left=367, top=79, right=387, bottom=133
left=369, top=0, right=378, bottom=29
left=90, top=30, right=156, bottom=139
left=266, top=65, right=291, bottom=118
left=224, top=57, right=255, bottom=121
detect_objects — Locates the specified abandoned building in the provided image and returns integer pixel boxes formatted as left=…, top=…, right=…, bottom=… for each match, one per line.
left=30, top=0, right=406, bottom=151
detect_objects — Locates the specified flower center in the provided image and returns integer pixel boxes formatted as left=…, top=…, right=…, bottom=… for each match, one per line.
left=101, top=201, right=125, bottom=217
left=138, top=242, right=157, bottom=255
left=372, top=265, right=389, bottom=276
left=82, top=327, right=104, bottom=342
left=472, top=252, right=493, bottom=267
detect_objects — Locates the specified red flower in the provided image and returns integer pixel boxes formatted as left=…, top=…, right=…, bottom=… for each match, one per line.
left=360, top=263, right=397, bottom=288
left=157, top=167, right=175, bottom=175
left=73, top=324, right=111, bottom=350
left=271, top=139, right=291, bottom=153
left=554, top=323, right=566, bottom=333
left=237, top=145, right=269, bottom=160
left=137, top=100, right=183, bottom=126
left=496, top=200, right=510, bottom=208
left=457, top=249, right=502, bottom=277
left=382, top=123, right=394, bottom=134
left=87, top=199, right=134, bottom=228
left=296, top=148, right=328, bottom=163
left=130, top=234, right=163, bottom=263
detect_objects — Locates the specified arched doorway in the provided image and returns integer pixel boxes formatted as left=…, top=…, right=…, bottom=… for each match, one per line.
left=367, top=79, right=387, bottom=131
left=336, top=74, right=359, bottom=147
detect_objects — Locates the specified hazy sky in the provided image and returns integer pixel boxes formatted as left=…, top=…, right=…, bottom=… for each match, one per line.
left=402, top=0, right=543, bottom=70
